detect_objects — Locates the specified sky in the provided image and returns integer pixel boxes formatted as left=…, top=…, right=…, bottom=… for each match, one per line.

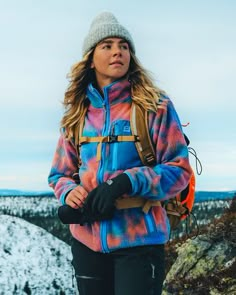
left=0, top=0, right=235, bottom=192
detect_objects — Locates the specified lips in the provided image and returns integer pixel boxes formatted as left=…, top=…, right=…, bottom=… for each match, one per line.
left=110, top=61, right=123, bottom=65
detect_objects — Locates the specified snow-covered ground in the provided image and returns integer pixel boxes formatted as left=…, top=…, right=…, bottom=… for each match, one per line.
left=0, top=215, right=78, bottom=295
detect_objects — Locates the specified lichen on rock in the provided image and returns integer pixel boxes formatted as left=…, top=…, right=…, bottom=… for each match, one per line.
left=163, top=196, right=236, bottom=295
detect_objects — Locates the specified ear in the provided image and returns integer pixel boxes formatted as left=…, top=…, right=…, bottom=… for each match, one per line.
left=90, top=61, right=94, bottom=69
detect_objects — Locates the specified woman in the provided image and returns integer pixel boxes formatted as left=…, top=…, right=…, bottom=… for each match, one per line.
left=48, top=11, right=192, bottom=295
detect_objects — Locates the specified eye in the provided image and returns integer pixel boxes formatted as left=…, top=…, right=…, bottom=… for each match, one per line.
left=121, top=44, right=129, bottom=50
left=102, top=44, right=111, bottom=49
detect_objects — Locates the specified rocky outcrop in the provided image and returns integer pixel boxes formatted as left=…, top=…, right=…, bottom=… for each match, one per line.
left=0, top=215, right=77, bottom=295
left=163, top=198, right=236, bottom=294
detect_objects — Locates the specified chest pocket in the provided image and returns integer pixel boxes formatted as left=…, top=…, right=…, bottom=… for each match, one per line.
left=109, top=120, right=141, bottom=170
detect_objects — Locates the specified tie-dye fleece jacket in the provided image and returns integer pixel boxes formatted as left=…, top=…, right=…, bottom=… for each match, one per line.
left=48, top=79, right=192, bottom=253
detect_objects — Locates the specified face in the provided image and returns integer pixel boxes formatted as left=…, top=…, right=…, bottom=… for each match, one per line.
left=91, top=37, right=131, bottom=89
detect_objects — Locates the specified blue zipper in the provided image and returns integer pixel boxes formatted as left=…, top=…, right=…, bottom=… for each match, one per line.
left=112, top=143, right=118, bottom=170
left=144, top=212, right=156, bottom=233
left=111, top=124, right=118, bottom=170
left=100, top=221, right=109, bottom=252
left=99, top=87, right=111, bottom=253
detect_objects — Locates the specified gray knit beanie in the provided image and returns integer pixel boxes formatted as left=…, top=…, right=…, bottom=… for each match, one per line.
left=82, top=12, right=135, bottom=56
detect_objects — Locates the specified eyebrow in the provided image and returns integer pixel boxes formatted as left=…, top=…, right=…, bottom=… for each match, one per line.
left=99, top=39, right=128, bottom=45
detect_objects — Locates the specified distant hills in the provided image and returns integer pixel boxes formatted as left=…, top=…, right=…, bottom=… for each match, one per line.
left=0, top=189, right=235, bottom=202
left=0, top=189, right=53, bottom=197
left=195, top=190, right=235, bottom=202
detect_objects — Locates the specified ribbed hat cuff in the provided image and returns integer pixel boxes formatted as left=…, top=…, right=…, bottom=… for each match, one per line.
left=82, top=24, right=135, bottom=56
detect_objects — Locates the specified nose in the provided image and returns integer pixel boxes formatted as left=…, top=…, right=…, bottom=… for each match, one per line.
left=112, top=45, right=122, bottom=56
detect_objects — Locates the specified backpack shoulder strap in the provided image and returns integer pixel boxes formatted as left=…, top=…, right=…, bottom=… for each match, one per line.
left=72, top=104, right=89, bottom=167
left=130, top=103, right=156, bottom=166
left=70, top=106, right=88, bottom=182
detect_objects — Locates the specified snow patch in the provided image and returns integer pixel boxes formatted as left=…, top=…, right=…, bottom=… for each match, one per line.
left=0, top=215, right=78, bottom=294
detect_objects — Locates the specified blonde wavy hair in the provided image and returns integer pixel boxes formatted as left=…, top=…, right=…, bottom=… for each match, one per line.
left=61, top=49, right=165, bottom=140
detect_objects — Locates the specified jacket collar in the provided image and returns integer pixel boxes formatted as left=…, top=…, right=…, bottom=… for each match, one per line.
left=86, top=79, right=131, bottom=108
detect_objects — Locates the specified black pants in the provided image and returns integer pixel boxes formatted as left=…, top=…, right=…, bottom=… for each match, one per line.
left=71, top=238, right=165, bottom=295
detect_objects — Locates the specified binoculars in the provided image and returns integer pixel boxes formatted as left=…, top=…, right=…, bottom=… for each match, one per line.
left=58, top=205, right=113, bottom=225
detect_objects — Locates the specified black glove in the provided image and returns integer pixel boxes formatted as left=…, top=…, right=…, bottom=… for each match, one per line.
left=84, top=173, right=132, bottom=217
